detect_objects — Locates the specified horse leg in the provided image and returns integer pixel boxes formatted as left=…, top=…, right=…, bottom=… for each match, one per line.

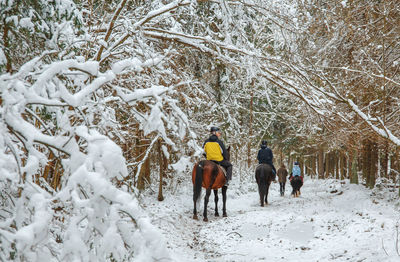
left=203, top=188, right=211, bottom=222
left=213, top=189, right=219, bottom=217
left=256, top=176, right=263, bottom=207
left=293, top=181, right=299, bottom=197
left=222, top=185, right=228, bottom=217
left=291, top=182, right=295, bottom=196
left=193, top=163, right=204, bottom=220
left=193, top=199, right=198, bottom=220
left=258, top=184, right=264, bottom=207
left=193, top=185, right=198, bottom=220
left=265, top=182, right=270, bottom=205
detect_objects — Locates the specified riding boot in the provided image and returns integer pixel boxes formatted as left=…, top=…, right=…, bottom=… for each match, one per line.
left=224, top=166, right=232, bottom=186
left=226, top=165, right=232, bottom=181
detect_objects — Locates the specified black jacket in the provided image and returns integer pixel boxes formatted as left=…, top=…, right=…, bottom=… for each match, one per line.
left=257, top=145, right=273, bottom=165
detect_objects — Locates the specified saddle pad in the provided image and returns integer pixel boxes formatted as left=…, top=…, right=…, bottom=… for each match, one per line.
left=218, top=165, right=227, bottom=177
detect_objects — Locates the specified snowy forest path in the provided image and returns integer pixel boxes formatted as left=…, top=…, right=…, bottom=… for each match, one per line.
left=143, top=178, right=400, bottom=262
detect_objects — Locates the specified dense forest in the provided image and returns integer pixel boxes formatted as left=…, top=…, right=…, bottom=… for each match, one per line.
left=1, top=0, right=399, bottom=260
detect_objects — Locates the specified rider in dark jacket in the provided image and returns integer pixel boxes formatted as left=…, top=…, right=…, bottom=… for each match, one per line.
left=257, top=140, right=276, bottom=176
left=203, top=127, right=233, bottom=185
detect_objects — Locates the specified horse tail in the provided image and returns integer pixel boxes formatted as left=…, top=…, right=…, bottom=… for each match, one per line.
left=193, top=161, right=204, bottom=203
left=257, top=166, right=267, bottom=195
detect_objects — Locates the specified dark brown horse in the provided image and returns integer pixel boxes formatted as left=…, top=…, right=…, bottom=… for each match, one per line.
left=255, top=164, right=274, bottom=206
left=192, top=147, right=230, bottom=222
left=290, top=176, right=303, bottom=197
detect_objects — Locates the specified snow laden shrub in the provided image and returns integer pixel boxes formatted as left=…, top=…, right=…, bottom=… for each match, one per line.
left=0, top=0, right=83, bottom=72
left=0, top=57, right=171, bottom=261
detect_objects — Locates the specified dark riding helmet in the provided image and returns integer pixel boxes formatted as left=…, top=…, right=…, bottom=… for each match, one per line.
left=261, top=140, right=267, bottom=146
left=210, top=126, right=220, bottom=132
left=294, top=161, right=299, bottom=165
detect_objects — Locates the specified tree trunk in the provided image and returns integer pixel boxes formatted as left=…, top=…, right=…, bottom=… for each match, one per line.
left=340, top=151, right=346, bottom=180
left=393, top=147, right=400, bottom=197
left=318, top=148, right=324, bottom=179
left=368, top=141, right=378, bottom=189
left=335, top=151, right=339, bottom=180
left=392, top=147, right=399, bottom=184
left=325, top=151, right=331, bottom=178
left=381, top=141, right=389, bottom=179
left=247, top=82, right=254, bottom=168
left=311, top=154, right=317, bottom=179
left=157, top=139, right=164, bottom=201
left=362, top=140, right=370, bottom=185
left=137, top=133, right=150, bottom=191
left=350, top=149, right=359, bottom=184
left=144, top=153, right=151, bottom=185
left=3, top=18, right=12, bottom=72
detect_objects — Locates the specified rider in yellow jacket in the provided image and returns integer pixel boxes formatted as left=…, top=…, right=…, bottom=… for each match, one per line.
left=203, top=127, right=233, bottom=185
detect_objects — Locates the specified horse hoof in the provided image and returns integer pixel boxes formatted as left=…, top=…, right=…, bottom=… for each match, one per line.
left=193, top=215, right=198, bottom=220
left=223, top=214, right=227, bottom=217
left=203, top=217, right=208, bottom=222
left=215, top=213, right=219, bottom=217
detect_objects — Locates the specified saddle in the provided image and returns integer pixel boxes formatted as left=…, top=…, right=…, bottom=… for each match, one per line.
left=257, top=163, right=271, bottom=169
left=291, top=175, right=303, bottom=183
left=210, top=160, right=227, bottom=178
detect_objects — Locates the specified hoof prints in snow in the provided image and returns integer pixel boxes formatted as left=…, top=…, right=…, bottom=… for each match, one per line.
left=143, top=179, right=400, bottom=261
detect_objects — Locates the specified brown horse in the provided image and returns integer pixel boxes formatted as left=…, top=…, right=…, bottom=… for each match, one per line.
left=192, top=147, right=230, bottom=222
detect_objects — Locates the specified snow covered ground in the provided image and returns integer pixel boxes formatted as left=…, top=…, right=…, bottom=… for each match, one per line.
left=143, top=176, right=400, bottom=262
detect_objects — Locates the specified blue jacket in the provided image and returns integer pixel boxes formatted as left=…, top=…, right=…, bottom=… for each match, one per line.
left=292, top=165, right=301, bottom=176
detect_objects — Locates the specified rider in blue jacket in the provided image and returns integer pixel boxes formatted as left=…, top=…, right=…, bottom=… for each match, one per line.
left=290, top=161, right=303, bottom=183
left=292, top=162, right=301, bottom=177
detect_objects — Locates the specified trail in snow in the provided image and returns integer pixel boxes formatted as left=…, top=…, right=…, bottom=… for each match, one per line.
left=142, top=177, right=400, bottom=262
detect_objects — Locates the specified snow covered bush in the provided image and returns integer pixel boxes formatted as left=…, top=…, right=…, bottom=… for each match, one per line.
left=0, top=55, right=173, bottom=261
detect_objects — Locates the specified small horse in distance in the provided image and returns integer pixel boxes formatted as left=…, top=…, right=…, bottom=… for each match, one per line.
left=290, top=176, right=303, bottom=197
left=255, top=164, right=275, bottom=206
left=192, top=147, right=230, bottom=222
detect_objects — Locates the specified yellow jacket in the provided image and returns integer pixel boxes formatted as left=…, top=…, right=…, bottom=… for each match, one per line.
left=203, top=135, right=225, bottom=162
